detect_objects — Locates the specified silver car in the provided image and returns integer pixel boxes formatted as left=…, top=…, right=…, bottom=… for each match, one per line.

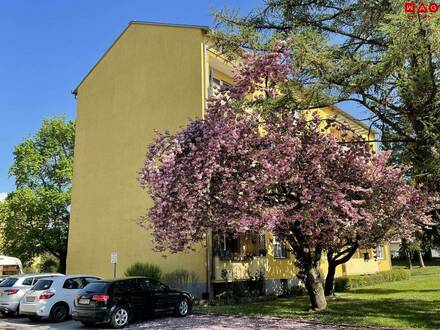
left=0, top=273, right=62, bottom=316
left=20, top=275, right=101, bottom=322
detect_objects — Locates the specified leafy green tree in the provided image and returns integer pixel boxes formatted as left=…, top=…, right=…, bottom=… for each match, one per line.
left=212, top=0, right=440, bottom=272
left=0, top=117, right=74, bottom=273
left=213, top=0, right=440, bottom=190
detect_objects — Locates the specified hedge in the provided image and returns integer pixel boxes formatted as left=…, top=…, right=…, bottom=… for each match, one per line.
left=334, top=269, right=411, bottom=292
left=124, top=262, right=162, bottom=281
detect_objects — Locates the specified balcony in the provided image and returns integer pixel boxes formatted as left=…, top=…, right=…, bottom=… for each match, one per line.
left=212, top=232, right=267, bottom=282
left=213, top=255, right=268, bottom=282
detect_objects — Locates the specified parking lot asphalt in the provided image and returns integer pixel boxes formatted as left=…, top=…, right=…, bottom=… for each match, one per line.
left=0, top=314, right=375, bottom=329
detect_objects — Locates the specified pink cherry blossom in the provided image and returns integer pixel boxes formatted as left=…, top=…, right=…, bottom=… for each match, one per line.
left=138, top=43, right=434, bottom=309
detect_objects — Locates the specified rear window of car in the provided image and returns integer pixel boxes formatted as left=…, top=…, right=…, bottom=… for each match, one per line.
left=81, top=282, right=109, bottom=294
left=33, top=279, right=53, bottom=290
left=22, top=277, right=34, bottom=286
left=0, top=278, right=18, bottom=287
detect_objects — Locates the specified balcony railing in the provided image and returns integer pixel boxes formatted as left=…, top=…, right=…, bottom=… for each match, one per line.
left=213, top=255, right=268, bottom=282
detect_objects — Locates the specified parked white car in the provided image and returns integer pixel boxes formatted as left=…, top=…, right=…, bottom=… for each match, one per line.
left=20, top=275, right=101, bottom=322
left=0, top=273, right=62, bottom=316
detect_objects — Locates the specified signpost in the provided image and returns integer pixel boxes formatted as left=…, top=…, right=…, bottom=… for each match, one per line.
left=111, top=252, right=118, bottom=278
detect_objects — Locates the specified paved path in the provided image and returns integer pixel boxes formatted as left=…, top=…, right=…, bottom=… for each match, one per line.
left=0, top=314, right=378, bottom=329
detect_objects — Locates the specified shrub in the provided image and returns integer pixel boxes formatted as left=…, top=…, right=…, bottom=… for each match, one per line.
left=286, top=285, right=308, bottom=297
left=334, top=269, right=411, bottom=292
left=40, top=258, right=59, bottom=273
left=124, top=262, right=162, bottom=281
left=334, top=277, right=350, bottom=292
left=162, top=269, right=198, bottom=289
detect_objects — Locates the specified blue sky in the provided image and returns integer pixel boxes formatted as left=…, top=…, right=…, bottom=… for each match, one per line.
left=0, top=0, right=370, bottom=194
left=0, top=0, right=261, bottom=193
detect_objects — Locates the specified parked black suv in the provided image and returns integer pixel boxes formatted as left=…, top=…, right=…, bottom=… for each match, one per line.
left=72, top=277, right=193, bottom=328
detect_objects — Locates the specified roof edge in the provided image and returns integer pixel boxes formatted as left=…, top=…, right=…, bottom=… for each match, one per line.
left=329, top=105, right=379, bottom=136
left=71, top=21, right=210, bottom=96
left=130, top=20, right=209, bottom=31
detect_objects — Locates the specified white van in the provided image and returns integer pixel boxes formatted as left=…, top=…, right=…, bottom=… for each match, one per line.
left=0, top=256, right=23, bottom=276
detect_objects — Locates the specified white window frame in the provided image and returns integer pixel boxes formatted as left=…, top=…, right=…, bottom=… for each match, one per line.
left=273, top=237, right=287, bottom=259
left=375, top=245, right=384, bottom=260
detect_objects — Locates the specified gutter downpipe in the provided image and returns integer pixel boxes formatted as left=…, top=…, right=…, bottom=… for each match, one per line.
left=202, top=39, right=214, bottom=303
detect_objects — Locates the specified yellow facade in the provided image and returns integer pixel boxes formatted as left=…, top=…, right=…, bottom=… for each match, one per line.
left=68, top=22, right=391, bottom=297
left=67, top=22, right=209, bottom=285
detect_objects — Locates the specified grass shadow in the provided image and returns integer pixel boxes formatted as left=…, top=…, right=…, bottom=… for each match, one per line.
left=351, top=288, right=440, bottom=295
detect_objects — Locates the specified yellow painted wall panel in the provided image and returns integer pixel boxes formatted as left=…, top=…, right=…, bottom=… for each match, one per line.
left=68, top=23, right=391, bottom=287
left=67, top=24, right=207, bottom=282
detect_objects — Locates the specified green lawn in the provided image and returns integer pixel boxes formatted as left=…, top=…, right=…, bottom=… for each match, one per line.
left=195, top=261, right=440, bottom=329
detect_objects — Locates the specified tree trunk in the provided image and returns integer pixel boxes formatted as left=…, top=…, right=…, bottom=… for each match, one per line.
left=324, top=263, right=336, bottom=296
left=401, top=239, right=413, bottom=270
left=304, top=266, right=327, bottom=311
left=417, top=251, right=425, bottom=268
left=406, top=250, right=413, bottom=270
left=324, top=244, right=358, bottom=296
left=57, top=251, right=67, bottom=274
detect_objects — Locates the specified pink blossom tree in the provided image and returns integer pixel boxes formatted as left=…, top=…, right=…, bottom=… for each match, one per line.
left=323, top=153, right=433, bottom=296
left=138, top=46, right=433, bottom=310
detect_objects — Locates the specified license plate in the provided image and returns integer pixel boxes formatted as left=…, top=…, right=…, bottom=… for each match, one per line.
left=26, top=297, right=35, bottom=302
left=78, top=298, right=90, bottom=305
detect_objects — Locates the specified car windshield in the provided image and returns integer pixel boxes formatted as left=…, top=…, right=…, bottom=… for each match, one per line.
left=32, top=279, right=53, bottom=291
left=80, top=282, right=109, bottom=294
left=0, top=278, right=18, bottom=287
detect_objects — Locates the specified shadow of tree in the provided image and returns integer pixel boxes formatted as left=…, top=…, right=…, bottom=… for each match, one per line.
left=198, top=295, right=440, bottom=329
left=351, top=288, right=440, bottom=294
left=319, top=298, right=440, bottom=329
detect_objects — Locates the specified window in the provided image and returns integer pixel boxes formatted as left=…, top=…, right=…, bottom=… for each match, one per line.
left=375, top=245, right=384, bottom=260
left=82, top=277, right=100, bottom=287
left=63, top=278, right=85, bottom=290
left=209, top=67, right=232, bottom=97
left=139, top=279, right=162, bottom=291
left=33, top=276, right=53, bottom=285
left=215, top=234, right=240, bottom=257
left=0, top=278, right=18, bottom=287
left=33, top=280, right=53, bottom=291
left=273, top=237, right=287, bottom=258
left=280, top=279, right=288, bottom=292
left=22, top=277, right=34, bottom=286
left=83, top=282, right=109, bottom=294
left=3, top=265, right=19, bottom=275
left=258, top=233, right=267, bottom=256
left=363, top=252, right=370, bottom=261
left=113, top=280, right=140, bottom=294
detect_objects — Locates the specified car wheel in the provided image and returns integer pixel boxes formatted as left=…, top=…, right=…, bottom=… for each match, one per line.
left=49, top=303, right=69, bottom=323
left=110, top=306, right=130, bottom=329
left=28, top=315, right=41, bottom=321
left=175, top=298, right=190, bottom=317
